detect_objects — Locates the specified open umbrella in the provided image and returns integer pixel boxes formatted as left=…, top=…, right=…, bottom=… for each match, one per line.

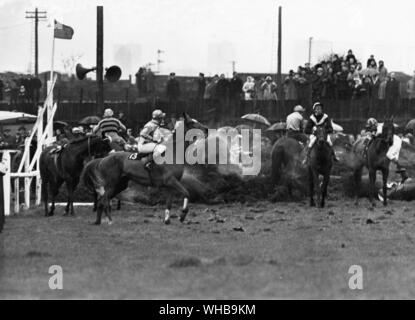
left=54, top=121, right=68, bottom=131
left=267, top=122, right=286, bottom=132
left=79, top=116, right=101, bottom=125
left=241, top=114, right=271, bottom=126
left=405, top=119, right=415, bottom=132
left=0, top=111, right=37, bottom=123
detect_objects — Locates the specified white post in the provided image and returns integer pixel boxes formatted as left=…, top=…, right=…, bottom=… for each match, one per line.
left=24, top=137, right=31, bottom=209
left=36, top=106, right=43, bottom=206
left=2, top=151, right=11, bottom=216
left=14, top=177, right=19, bottom=213
left=48, top=23, right=55, bottom=140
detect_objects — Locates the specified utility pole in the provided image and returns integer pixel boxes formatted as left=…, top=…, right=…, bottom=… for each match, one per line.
left=230, top=60, right=236, bottom=74
left=277, top=6, right=283, bottom=102
left=308, top=37, right=313, bottom=65
left=157, top=49, right=164, bottom=73
left=96, top=6, right=104, bottom=113
left=26, top=8, right=47, bottom=77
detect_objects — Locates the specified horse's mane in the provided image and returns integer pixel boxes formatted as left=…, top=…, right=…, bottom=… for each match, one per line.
left=68, top=135, right=99, bottom=145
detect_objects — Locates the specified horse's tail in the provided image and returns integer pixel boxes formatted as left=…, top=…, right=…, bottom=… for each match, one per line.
left=271, top=145, right=286, bottom=186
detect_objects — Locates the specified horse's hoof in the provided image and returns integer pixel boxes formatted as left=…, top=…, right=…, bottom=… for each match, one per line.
left=107, top=220, right=113, bottom=226
left=164, top=218, right=171, bottom=225
left=92, top=221, right=101, bottom=226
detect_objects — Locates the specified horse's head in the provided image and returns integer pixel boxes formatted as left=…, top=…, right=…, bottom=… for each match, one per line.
left=182, top=112, right=209, bottom=137
left=88, top=135, right=113, bottom=157
left=314, top=126, right=327, bottom=145
left=382, top=117, right=395, bottom=146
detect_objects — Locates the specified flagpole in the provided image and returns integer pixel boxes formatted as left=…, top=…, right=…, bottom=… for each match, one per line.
left=48, top=20, right=55, bottom=140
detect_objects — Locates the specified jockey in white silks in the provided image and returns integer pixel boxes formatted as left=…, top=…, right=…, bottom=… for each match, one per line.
left=364, top=117, right=408, bottom=183
left=303, top=102, right=339, bottom=163
left=136, top=109, right=168, bottom=169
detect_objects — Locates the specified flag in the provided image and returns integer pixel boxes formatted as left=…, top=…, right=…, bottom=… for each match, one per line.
left=54, top=20, right=74, bottom=40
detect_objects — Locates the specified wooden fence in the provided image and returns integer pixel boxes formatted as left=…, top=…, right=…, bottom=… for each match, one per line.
left=1, top=97, right=415, bottom=135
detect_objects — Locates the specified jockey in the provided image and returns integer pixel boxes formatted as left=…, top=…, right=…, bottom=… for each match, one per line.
left=93, top=108, right=126, bottom=147
left=363, top=117, right=408, bottom=183
left=304, top=102, right=339, bottom=163
left=286, top=105, right=308, bottom=144
left=136, top=109, right=168, bottom=169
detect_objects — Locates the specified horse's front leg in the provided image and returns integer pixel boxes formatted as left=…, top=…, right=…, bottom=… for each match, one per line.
left=382, top=168, right=389, bottom=206
left=65, top=178, right=79, bottom=216
left=164, top=193, right=172, bottom=225
left=42, top=181, right=49, bottom=217
left=309, top=167, right=315, bottom=207
left=353, top=167, right=363, bottom=206
left=321, top=173, right=330, bottom=208
left=166, top=177, right=190, bottom=223
left=314, top=171, right=322, bottom=208
left=368, top=168, right=376, bottom=208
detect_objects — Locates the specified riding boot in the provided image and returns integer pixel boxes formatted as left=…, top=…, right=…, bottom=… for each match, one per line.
left=332, top=149, right=339, bottom=162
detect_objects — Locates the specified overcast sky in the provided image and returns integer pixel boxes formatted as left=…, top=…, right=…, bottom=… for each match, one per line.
left=1, top=0, right=415, bottom=78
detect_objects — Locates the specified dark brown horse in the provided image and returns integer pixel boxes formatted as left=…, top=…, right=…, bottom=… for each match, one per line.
left=308, top=126, right=333, bottom=208
left=271, top=136, right=307, bottom=197
left=83, top=113, right=208, bottom=225
left=40, top=135, right=112, bottom=217
left=352, top=119, right=395, bottom=208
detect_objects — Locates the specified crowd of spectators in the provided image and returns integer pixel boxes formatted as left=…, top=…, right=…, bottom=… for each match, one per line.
left=0, top=76, right=42, bottom=104
left=282, top=50, right=403, bottom=105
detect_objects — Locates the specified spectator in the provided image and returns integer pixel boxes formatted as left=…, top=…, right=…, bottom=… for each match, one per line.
left=284, top=71, right=298, bottom=101
left=229, top=72, right=243, bottom=99
left=386, top=73, right=400, bottom=115
left=296, top=69, right=312, bottom=107
left=351, top=77, right=366, bottom=100
left=322, top=67, right=336, bottom=99
left=16, top=126, right=28, bottom=146
left=166, top=72, right=181, bottom=116
left=378, top=60, right=388, bottom=82
left=118, top=111, right=127, bottom=127
left=242, top=76, right=256, bottom=101
left=1, top=129, right=16, bottom=149
left=337, top=65, right=350, bottom=100
left=332, top=54, right=342, bottom=73
left=228, top=72, right=243, bottom=117
left=261, top=76, right=278, bottom=101
left=215, top=74, right=229, bottom=100
left=406, top=71, right=415, bottom=100
left=311, top=67, right=325, bottom=101
left=367, top=71, right=381, bottom=100
left=379, top=76, right=388, bottom=100
left=346, top=50, right=356, bottom=64
left=204, top=75, right=218, bottom=100
left=135, top=67, right=145, bottom=96
left=197, top=73, right=206, bottom=99
left=367, top=55, right=376, bottom=68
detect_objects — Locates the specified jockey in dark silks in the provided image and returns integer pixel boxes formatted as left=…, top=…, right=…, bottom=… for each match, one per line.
left=286, top=105, right=308, bottom=144
left=363, top=117, right=408, bottom=183
left=93, top=108, right=126, bottom=148
left=136, top=109, right=167, bottom=169
left=304, top=102, right=339, bottom=163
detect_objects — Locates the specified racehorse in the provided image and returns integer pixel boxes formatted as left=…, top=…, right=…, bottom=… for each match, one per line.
left=82, top=113, right=208, bottom=225
left=352, top=118, right=395, bottom=208
left=40, top=135, right=112, bottom=217
left=308, top=126, right=333, bottom=208
left=271, top=136, right=307, bottom=197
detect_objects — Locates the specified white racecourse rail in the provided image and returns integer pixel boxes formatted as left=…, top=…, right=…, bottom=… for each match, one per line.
left=1, top=76, right=57, bottom=216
